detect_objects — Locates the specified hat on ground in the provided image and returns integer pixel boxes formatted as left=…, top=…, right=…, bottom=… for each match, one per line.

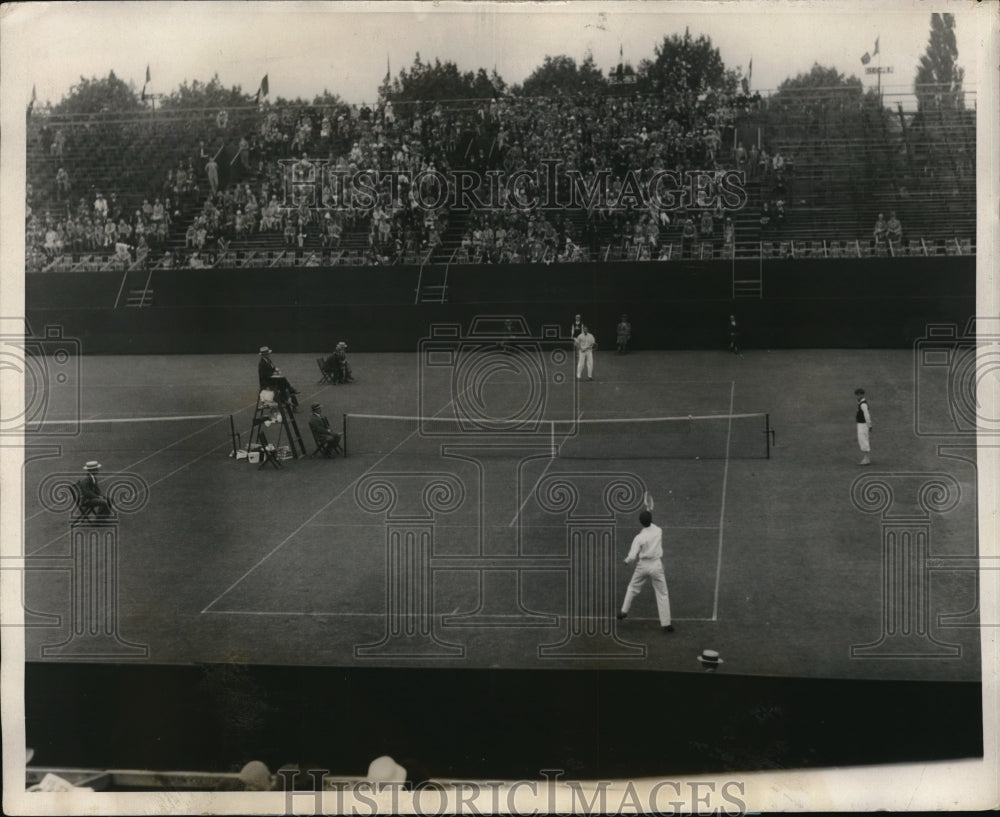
left=259, top=346, right=272, bottom=355
left=366, top=755, right=407, bottom=784
left=84, top=461, right=102, bottom=472
left=311, top=403, right=322, bottom=412
left=697, top=649, right=723, bottom=666
left=238, top=760, right=272, bottom=792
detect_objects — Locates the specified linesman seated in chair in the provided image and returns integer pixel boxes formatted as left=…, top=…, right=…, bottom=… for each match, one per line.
left=75, top=460, right=113, bottom=518
left=323, top=341, right=354, bottom=384
left=309, top=403, right=343, bottom=457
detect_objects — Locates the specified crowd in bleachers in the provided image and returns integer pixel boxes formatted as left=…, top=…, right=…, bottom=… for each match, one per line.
left=24, top=75, right=975, bottom=271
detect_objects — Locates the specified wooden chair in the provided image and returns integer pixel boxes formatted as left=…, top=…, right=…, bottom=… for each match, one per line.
left=316, top=357, right=334, bottom=384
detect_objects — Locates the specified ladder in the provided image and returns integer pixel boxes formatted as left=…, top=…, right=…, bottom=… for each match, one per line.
left=247, top=398, right=307, bottom=460
left=731, top=244, right=763, bottom=299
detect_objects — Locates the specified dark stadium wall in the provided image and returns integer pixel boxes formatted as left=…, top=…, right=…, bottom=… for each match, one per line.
left=25, top=257, right=975, bottom=354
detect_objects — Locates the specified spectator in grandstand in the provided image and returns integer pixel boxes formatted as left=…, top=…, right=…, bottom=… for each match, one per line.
left=55, top=167, right=69, bottom=200
left=773, top=198, right=786, bottom=229
left=616, top=314, right=632, bottom=355
left=759, top=202, right=771, bottom=233
left=617, top=510, right=673, bottom=633
left=886, top=211, right=903, bottom=247
left=308, top=403, right=343, bottom=457
left=575, top=324, right=596, bottom=381
left=93, top=192, right=108, bottom=220
left=855, top=388, right=872, bottom=466
left=50, top=128, right=66, bottom=159
left=735, top=141, right=747, bottom=172
left=681, top=217, right=697, bottom=258
left=699, top=210, right=714, bottom=240
left=206, top=154, right=219, bottom=195
left=570, top=314, right=584, bottom=339
left=723, top=217, right=735, bottom=248
left=872, top=213, right=888, bottom=248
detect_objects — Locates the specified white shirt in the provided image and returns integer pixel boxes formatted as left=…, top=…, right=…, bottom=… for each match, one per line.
left=575, top=332, right=596, bottom=353
left=625, top=523, right=663, bottom=563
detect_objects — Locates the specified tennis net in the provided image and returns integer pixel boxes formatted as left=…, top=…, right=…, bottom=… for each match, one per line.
left=343, top=412, right=773, bottom=460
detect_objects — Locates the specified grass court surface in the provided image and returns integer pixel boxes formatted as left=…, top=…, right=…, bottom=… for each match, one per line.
left=20, top=348, right=980, bottom=680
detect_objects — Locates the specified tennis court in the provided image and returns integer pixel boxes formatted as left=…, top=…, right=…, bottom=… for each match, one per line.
left=18, top=347, right=981, bottom=680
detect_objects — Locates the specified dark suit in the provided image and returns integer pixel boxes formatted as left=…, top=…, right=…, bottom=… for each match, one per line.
left=258, top=356, right=277, bottom=389
left=308, top=412, right=342, bottom=456
left=75, top=474, right=112, bottom=517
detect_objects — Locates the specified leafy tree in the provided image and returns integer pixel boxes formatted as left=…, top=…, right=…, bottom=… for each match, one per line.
left=771, top=63, right=864, bottom=106
left=914, top=12, right=964, bottom=112
left=517, top=54, right=607, bottom=97
left=380, top=53, right=505, bottom=103
left=636, top=29, right=738, bottom=104
left=51, top=70, right=142, bottom=115
left=159, top=74, right=251, bottom=111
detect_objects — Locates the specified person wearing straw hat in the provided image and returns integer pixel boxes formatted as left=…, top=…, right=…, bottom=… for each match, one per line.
left=697, top=649, right=723, bottom=672
left=75, top=461, right=113, bottom=517
left=258, top=346, right=300, bottom=410
left=617, top=509, right=674, bottom=633
left=331, top=341, right=354, bottom=384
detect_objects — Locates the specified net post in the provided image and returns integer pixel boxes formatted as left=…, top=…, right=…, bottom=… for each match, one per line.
left=765, top=413, right=771, bottom=459
left=342, top=413, right=348, bottom=457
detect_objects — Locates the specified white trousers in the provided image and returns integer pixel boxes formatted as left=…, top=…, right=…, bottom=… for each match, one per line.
left=576, top=349, right=593, bottom=378
left=857, top=423, right=870, bottom=453
left=621, top=559, right=672, bottom=626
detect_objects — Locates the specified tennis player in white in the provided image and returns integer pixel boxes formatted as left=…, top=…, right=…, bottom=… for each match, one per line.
left=617, top=509, right=674, bottom=633
left=575, top=324, right=596, bottom=380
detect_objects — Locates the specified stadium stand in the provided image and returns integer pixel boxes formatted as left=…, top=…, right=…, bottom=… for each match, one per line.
left=25, top=83, right=975, bottom=273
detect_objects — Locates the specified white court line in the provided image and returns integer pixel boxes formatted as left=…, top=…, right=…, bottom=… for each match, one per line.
left=711, top=381, right=736, bottom=622
left=203, top=609, right=712, bottom=622
left=32, top=413, right=229, bottom=425
left=200, top=389, right=468, bottom=614
left=506, top=412, right=584, bottom=528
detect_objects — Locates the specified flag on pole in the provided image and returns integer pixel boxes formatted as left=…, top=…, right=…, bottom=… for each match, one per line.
left=145, top=64, right=151, bottom=83
left=385, top=55, right=391, bottom=84
left=861, top=51, right=871, bottom=65
left=741, top=57, right=752, bottom=94
left=261, top=74, right=269, bottom=97
left=27, top=83, right=37, bottom=115
left=872, top=36, right=879, bottom=57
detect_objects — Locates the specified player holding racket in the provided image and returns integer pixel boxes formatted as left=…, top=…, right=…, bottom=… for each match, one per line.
left=617, top=492, right=674, bottom=633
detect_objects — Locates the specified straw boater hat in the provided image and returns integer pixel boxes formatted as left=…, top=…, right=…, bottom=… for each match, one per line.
left=311, top=403, right=322, bottom=412
left=697, top=649, right=723, bottom=667
left=83, top=461, right=102, bottom=472
left=259, top=346, right=272, bottom=355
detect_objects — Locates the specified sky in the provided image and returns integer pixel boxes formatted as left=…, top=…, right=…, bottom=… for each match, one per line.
left=1, top=1, right=988, bottom=111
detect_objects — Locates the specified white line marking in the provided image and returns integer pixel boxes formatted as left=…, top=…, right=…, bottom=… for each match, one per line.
left=200, top=391, right=467, bottom=613
left=711, top=381, right=736, bottom=621
left=506, top=413, right=583, bottom=528
left=203, top=609, right=712, bottom=621
left=32, top=413, right=229, bottom=425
